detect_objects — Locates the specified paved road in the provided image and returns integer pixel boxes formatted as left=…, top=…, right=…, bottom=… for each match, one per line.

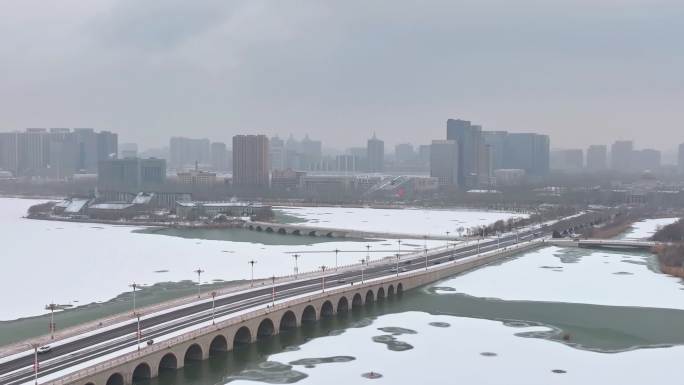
left=0, top=230, right=543, bottom=385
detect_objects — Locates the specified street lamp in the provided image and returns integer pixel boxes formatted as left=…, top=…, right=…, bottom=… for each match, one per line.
left=134, top=312, right=142, bottom=351
left=248, top=260, right=257, bottom=287
left=271, top=276, right=276, bottom=306
left=29, top=342, right=40, bottom=385
left=334, top=249, right=339, bottom=271
left=365, top=244, right=371, bottom=263
left=476, top=238, right=480, bottom=254
left=128, top=283, right=142, bottom=315
left=359, top=259, right=366, bottom=283
left=424, top=248, right=428, bottom=270
left=45, top=303, right=58, bottom=340
left=446, top=231, right=450, bottom=249
left=397, top=239, right=402, bottom=255
left=193, top=268, right=204, bottom=298
left=395, top=253, right=400, bottom=277
left=292, top=254, right=299, bottom=279
left=320, top=266, right=327, bottom=292
left=211, top=291, right=217, bottom=325
left=423, top=235, right=427, bottom=250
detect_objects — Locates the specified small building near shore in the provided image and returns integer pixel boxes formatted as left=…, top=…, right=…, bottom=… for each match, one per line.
left=176, top=201, right=272, bottom=221
left=87, top=202, right=139, bottom=220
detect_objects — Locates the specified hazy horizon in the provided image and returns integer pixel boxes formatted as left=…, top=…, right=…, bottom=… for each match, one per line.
left=1, top=1, right=683, bottom=152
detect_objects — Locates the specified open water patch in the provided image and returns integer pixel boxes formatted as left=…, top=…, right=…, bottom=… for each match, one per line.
left=377, top=326, right=417, bottom=335
left=372, top=335, right=414, bottom=351
left=289, top=356, right=355, bottom=368
left=226, top=361, right=307, bottom=384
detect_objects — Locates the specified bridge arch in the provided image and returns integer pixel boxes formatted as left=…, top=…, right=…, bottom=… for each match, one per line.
left=106, top=373, right=124, bottom=385
left=397, top=283, right=404, bottom=295
left=308, top=230, right=317, bottom=237
left=302, top=305, right=317, bottom=323
left=337, top=296, right=349, bottom=313
left=256, top=226, right=263, bottom=232
left=325, top=232, right=334, bottom=238
left=352, top=293, right=363, bottom=308
left=184, top=344, right=203, bottom=363
left=248, top=225, right=254, bottom=230
left=320, top=300, right=334, bottom=318
left=85, top=382, right=95, bottom=385
left=365, top=290, right=375, bottom=304
left=132, top=363, right=152, bottom=383
left=209, top=335, right=228, bottom=355
left=388, top=285, right=395, bottom=297
left=377, top=287, right=386, bottom=301
left=277, top=228, right=287, bottom=235
left=257, top=318, right=276, bottom=340
left=265, top=227, right=274, bottom=233
left=158, top=353, right=178, bottom=371
left=292, top=230, right=301, bottom=236
left=279, top=310, right=297, bottom=331
left=233, top=326, right=252, bottom=348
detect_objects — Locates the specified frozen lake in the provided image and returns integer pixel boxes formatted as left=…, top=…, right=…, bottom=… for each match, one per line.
left=0, top=198, right=512, bottom=322
left=275, top=206, right=526, bottom=236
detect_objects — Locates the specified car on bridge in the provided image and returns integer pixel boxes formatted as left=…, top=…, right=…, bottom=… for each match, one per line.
left=37, top=345, right=52, bottom=354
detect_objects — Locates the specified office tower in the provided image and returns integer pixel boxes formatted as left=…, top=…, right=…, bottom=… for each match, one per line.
left=300, top=134, right=323, bottom=169
left=611, top=140, right=634, bottom=172
left=482, top=131, right=508, bottom=170
left=120, top=143, right=138, bottom=158
left=47, top=128, right=77, bottom=179
left=169, top=137, right=211, bottom=170
left=586, top=145, right=608, bottom=171
left=446, top=119, right=483, bottom=187
left=418, top=145, right=431, bottom=163
left=395, top=143, right=415, bottom=162
left=550, top=149, right=584, bottom=172
left=210, top=142, right=229, bottom=172
left=430, top=140, right=459, bottom=186
left=97, top=131, right=118, bottom=162
left=679, top=143, right=684, bottom=173
left=97, top=158, right=166, bottom=192
left=0, top=132, right=19, bottom=175
left=367, top=133, right=384, bottom=172
left=18, top=128, right=48, bottom=176
left=232, top=135, right=270, bottom=187
left=504, top=133, right=550, bottom=177
left=269, top=136, right=286, bottom=171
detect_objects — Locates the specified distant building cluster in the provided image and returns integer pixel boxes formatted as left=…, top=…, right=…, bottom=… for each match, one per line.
left=0, top=128, right=117, bottom=178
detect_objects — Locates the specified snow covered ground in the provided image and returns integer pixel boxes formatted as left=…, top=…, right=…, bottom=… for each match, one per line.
left=620, top=217, right=680, bottom=239
left=230, top=311, right=683, bottom=385
left=0, top=198, right=506, bottom=321
left=276, top=206, right=525, bottom=236
left=433, top=217, right=684, bottom=309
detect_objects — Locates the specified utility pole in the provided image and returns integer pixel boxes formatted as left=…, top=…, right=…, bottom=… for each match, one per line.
left=271, top=276, right=276, bottom=306
left=44, top=303, right=58, bottom=340
left=135, top=312, right=141, bottom=351
left=248, top=260, right=257, bottom=287
left=292, top=254, right=299, bottom=279
left=29, top=343, right=40, bottom=385
left=395, top=253, right=400, bottom=276
left=365, top=244, right=371, bottom=263
left=193, top=268, right=204, bottom=298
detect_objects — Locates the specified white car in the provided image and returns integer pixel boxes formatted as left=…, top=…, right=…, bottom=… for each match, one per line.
left=37, top=345, right=52, bottom=354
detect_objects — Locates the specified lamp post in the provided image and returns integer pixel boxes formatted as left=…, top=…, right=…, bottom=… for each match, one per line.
left=395, top=253, right=400, bottom=277
left=320, top=266, right=327, bottom=292
left=477, top=238, right=480, bottom=254
left=211, top=291, right=217, bottom=325
left=45, top=303, right=58, bottom=340
left=292, top=254, right=299, bottom=279
left=271, top=276, right=276, bottom=306
left=135, top=312, right=142, bottom=351
left=365, top=244, right=371, bottom=263
left=446, top=231, right=450, bottom=249
left=248, top=260, right=257, bottom=287
left=193, top=269, right=204, bottom=298
left=424, top=248, right=428, bottom=270
left=128, top=283, right=142, bottom=315
left=497, top=232, right=501, bottom=249
left=29, top=343, right=40, bottom=385
left=423, top=235, right=427, bottom=250
left=359, top=259, right=365, bottom=283
left=398, top=239, right=402, bottom=255
left=334, top=249, right=339, bottom=271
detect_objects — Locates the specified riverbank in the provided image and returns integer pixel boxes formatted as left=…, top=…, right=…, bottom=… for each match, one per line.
left=650, top=218, right=684, bottom=279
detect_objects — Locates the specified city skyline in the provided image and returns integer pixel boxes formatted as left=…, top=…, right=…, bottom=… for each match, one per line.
left=1, top=1, right=683, bottom=152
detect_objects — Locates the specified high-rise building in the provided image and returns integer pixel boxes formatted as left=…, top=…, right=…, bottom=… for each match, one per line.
left=550, top=149, right=584, bottom=172
left=482, top=131, right=508, bottom=170
left=586, top=145, right=608, bottom=171
left=269, top=136, right=286, bottom=171
left=232, top=135, right=269, bottom=188
left=47, top=128, right=77, bottom=179
left=300, top=134, right=322, bottom=169
left=679, top=143, right=684, bottom=173
left=97, top=158, right=166, bottom=192
left=169, top=137, right=211, bottom=170
left=0, top=132, right=19, bottom=175
left=446, top=119, right=484, bottom=187
left=504, top=133, right=550, bottom=177
left=395, top=143, right=415, bottom=162
left=430, top=140, right=459, bottom=186
left=611, top=140, right=634, bottom=172
left=366, top=133, right=384, bottom=172
left=210, top=142, right=229, bottom=172
left=97, top=131, right=118, bottom=162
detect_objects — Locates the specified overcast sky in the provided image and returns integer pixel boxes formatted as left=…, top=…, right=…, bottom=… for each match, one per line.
left=1, top=0, right=683, bottom=153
